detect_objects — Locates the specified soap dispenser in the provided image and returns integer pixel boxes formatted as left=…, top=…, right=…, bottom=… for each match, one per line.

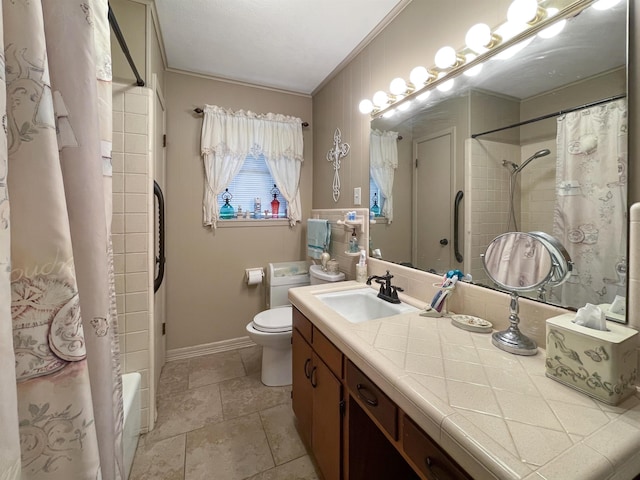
left=349, top=228, right=359, bottom=253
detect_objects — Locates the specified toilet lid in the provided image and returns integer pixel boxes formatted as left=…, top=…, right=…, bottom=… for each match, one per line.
left=253, top=305, right=292, bottom=333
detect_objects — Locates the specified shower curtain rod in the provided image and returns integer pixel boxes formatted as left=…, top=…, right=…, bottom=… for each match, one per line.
left=108, top=3, right=145, bottom=87
left=193, top=107, right=309, bottom=127
left=471, top=93, right=626, bottom=139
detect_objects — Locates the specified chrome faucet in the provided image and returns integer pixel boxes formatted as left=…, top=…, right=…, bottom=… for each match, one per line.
left=366, top=270, right=403, bottom=304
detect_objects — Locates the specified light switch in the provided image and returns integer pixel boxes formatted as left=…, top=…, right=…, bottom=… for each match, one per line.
left=354, top=187, right=361, bottom=205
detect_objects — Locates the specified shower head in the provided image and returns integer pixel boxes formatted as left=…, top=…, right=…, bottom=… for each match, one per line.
left=514, top=149, right=551, bottom=173
left=502, top=159, right=518, bottom=172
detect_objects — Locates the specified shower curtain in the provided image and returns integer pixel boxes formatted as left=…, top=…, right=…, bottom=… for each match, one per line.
left=1, top=1, right=123, bottom=479
left=553, top=99, right=627, bottom=309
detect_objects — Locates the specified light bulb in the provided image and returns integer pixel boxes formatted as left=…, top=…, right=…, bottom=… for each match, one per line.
left=410, top=66, right=430, bottom=86
left=592, top=0, right=621, bottom=10
left=538, top=9, right=566, bottom=39
left=463, top=54, right=483, bottom=77
left=507, top=0, right=539, bottom=25
left=359, top=99, right=374, bottom=114
left=372, top=90, right=389, bottom=108
left=417, top=90, right=431, bottom=101
left=389, top=77, right=408, bottom=95
left=495, top=19, right=527, bottom=42
left=397, top=101, right=411, bottom=112
left=436, top=74, right=455, bottom=92
left=383, top=109, right=396, bottom=118
left=435, top=46, right=458, bottom=69
left=466, top=23, right=492, bottom=53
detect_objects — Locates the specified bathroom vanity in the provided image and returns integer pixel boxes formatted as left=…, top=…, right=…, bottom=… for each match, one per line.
left=289, top=281, right=640, bottom=480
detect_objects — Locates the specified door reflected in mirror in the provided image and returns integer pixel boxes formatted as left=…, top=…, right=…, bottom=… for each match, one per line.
left=368, top=0, right=628, bottom=322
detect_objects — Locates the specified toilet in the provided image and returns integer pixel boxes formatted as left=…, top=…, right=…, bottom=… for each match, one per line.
left=246, top=261, right=345, bottom=386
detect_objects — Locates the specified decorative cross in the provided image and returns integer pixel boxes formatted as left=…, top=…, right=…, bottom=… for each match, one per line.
left=326, top=128, right=350, bottom=202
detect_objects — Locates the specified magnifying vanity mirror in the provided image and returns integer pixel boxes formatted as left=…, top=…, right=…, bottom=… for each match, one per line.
left=481, top=231, right=572, bottom=355
left=368, top=0, right=628, bottom=322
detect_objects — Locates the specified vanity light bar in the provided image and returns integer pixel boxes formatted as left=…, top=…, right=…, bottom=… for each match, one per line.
left=360, top=0, right=599, bottom=118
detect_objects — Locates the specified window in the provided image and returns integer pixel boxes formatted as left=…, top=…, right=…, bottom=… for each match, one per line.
left=369, top=176, right=385, bottom=216
left=217, top=153, right=288, bottom=219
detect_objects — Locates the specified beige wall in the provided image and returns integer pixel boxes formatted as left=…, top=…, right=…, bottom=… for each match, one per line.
left=110, top=0, right=146, bottom=85
left=110, top=0, right=165, bottom=94
left=312, top=0, right=512, bottom=210
left=164, top=71, right=312, bottom=350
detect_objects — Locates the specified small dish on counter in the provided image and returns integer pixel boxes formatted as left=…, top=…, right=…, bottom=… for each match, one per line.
left=451, top=314, right=492, bottom=333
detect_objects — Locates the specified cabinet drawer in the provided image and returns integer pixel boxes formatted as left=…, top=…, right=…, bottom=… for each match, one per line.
left=293, top=307, right=312, bottom=343
left=403, top=416, right=470, bottom=480
left=346, top=360, right=397, bottom=439
left=312, top=328, right=343, bottom=380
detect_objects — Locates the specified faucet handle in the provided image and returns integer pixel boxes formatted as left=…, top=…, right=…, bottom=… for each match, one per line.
left=390, top=285, right=403, bottom=299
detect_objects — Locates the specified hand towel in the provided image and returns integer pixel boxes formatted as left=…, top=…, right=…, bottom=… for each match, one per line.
left=307, top=219, right=330, bottom=259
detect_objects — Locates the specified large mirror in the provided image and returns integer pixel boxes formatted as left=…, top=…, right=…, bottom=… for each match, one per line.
left=369, top=0, right=628, bottom=321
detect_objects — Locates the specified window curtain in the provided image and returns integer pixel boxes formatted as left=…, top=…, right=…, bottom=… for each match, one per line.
left=369, top=129, right=399, bottom=222
left=552, top=99, right=627, bottom=309
left=200, top=105, right=304, bottom=228
left=1, top=1, right=122, bottom=479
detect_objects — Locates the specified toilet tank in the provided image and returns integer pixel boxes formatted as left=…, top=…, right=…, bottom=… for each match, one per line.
left=267, top=261, right=310, bottom=309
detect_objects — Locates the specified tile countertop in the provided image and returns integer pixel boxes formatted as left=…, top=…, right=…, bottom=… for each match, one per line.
left=289, top=281, right=640, bottom=480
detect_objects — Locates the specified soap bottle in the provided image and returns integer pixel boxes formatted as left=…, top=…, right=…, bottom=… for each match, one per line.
left=356, top=250, right=368, bottom=283
left=349, top=228, right=358, bottom=253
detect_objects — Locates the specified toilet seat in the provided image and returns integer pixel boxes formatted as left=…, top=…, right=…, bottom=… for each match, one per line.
left=253, top=305, right=292, bottom=333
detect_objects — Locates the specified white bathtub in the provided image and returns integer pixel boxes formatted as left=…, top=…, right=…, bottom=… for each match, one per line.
left=122, top=372, right=141, bottom=479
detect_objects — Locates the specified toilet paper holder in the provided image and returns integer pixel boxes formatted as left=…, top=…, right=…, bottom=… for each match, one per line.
left=245, top=267, right=264, bottom=285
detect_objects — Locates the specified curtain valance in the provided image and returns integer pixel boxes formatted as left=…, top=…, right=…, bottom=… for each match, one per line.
left=200, top=105, right=304, bottom=228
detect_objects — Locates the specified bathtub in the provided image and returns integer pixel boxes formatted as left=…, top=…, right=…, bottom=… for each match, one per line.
left=122, top=372, right=141, bottom=479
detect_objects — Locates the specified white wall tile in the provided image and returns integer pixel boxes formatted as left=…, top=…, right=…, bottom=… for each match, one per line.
left=125, top=213, right=148, bottom=233
left=125, top=292, right=149, bottom=313
left=125, top=113, right=148, bottom=134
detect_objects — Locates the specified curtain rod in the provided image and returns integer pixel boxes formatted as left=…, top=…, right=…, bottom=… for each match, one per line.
left=108, top=3, right=145, bottom=87
left=471, top=93, right=627, bottom=139
left=193, top=107, right=309, bottom=127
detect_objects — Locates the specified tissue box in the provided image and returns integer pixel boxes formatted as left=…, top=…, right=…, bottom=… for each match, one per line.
left=546, top=313, right=638, bottom=405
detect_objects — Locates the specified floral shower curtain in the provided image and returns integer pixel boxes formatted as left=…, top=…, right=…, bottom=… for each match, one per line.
left=1, top=1, right=122, bottom=479
left=553, top=99, right=627, bottom=309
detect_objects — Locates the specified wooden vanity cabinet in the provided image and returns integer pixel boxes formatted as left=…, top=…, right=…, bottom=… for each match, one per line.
left=292, top=307, right=470, bottom=480
left=292, top=307, right=343, bottom=480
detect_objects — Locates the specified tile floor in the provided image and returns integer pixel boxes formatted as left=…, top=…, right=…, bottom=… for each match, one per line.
left=130, top=346, right=322, bottom=480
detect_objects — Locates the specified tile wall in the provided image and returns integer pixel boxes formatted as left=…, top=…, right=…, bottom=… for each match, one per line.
left=465, top=138, right=519, bottom=284
left=113, top=83, right=153, bottom=432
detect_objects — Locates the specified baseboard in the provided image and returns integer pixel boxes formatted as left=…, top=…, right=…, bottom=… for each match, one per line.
left=166, top=336, right=256, bottom=362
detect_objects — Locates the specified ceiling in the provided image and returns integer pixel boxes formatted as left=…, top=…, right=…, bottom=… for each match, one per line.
left=154, top=0, right=406, bottom=95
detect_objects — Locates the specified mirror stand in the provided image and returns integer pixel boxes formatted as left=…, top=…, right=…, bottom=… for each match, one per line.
left=492, top=292, right=537, bottom=356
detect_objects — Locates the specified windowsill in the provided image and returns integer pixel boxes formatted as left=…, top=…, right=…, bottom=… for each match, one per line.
left=217, top=218, right=291, bottom=228
left=370, top=217, right=389, bottom=225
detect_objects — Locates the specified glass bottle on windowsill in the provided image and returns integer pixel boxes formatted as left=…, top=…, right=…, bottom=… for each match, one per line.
left=371, top=193, right=381, bottom=217
left=220, top=188, right=235, bottom=219
left=270, top=184, right=280, bottom=218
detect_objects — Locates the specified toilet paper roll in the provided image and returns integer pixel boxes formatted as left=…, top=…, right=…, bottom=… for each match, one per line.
left=246, top=268, right=264, bottom=285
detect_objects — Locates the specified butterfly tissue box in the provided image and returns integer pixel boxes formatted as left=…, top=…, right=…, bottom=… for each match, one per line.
left=545, top=313, right=638, bottom=405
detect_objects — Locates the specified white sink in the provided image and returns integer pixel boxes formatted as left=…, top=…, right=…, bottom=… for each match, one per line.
left=315, top=288, right=419, bottom=323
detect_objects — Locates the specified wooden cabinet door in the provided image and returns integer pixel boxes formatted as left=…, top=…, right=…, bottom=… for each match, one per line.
left=292, top=328, right=313, bottom=447
left=312, top=352, right=343, bottom=480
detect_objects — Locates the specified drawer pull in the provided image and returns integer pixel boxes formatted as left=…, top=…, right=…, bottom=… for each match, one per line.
left=356, top=383, right=379, bottom=406
left=310, top=366, right=318, bottom=388
left=304, top=358, right=311, bottom=379
left=425, top=457, right=443, bottom=480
